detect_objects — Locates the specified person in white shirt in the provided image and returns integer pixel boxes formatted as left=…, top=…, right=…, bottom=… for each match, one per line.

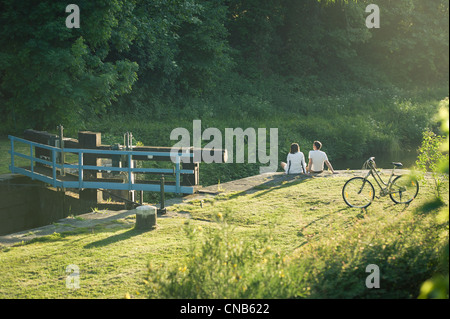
left=281, top=143, right=307, bottom=174
left=307, top=141, right=337, bottom=174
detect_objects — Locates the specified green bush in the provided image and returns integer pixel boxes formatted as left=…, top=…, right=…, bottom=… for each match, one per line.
left=418, top=100, right=449, bottom=299
left=416, top=130, right=449, bottom=198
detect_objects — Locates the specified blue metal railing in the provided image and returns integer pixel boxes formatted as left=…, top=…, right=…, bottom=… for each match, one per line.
left=8, top=135, right=195, bottom=194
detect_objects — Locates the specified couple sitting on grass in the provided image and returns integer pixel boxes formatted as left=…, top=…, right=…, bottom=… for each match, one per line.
left=281, top=141, right=338, bottom=175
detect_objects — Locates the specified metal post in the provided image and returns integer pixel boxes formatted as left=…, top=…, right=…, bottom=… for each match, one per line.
left=175, top=156, right=180, bottom=195
left=30, top=144, right=34, bottom=178
left=127, top=153, right=132, bottom=190
left=10, top=138, right=14, bottom=173
left=158, top=174, right=167, bottom=214
left=123, top=132, right=136, bottom=205
left=52, top=149, right=56, bottom=187
left=78, top=152, right=83, bottom=189
left=58, top=125, right=65, bottom=176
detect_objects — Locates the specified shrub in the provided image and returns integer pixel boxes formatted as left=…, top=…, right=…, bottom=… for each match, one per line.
left=416, top=130, right=449, bottom=199
left=418, top=100, right=449, bottom=299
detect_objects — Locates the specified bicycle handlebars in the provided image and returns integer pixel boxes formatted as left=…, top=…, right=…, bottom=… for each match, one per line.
left=363, top=157, right=376, bottom=170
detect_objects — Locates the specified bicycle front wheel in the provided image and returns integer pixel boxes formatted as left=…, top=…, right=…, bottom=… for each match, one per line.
left=389, top=175, right=419, bottom=204
left=342, top=177, right=375, bottom=208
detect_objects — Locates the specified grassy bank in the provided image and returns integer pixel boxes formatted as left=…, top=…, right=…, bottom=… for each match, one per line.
left=78, top=87, right=447, bottom=188
left=0, top=172, right=447, bottom=298
left=2, top=87, right=447, bottom=185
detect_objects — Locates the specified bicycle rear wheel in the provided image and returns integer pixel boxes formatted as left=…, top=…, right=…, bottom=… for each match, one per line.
left=389, top=175, right=419, bottom=204
left=342, top=177, right=375, bottom=208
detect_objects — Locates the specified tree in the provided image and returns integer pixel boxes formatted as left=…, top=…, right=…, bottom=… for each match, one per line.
left=359, top=0, right=449, bottom=85
left=176, top=0, right=232, bottom=95
left=111, top=0, right=232, bottom=115
left=225, top=0, right=285, bottom=77
left=0, top=0, right=138, bottom=131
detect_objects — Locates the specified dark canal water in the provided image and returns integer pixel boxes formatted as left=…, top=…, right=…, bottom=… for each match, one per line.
left=331, top=150, right=419, bottom=170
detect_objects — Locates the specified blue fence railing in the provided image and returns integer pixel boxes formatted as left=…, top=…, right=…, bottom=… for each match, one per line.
left=8, top=135, right=195, bottom=194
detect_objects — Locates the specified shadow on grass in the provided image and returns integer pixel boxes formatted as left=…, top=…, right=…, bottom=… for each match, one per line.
left=252, top=174, right=313, bottom=198
left=83, top=227, right=150, bottom=249
left=209, top=175, right=313, bottom=201
left=297, top=208, right=349, bottom=237
left=413, top=197, right=446, bottom=215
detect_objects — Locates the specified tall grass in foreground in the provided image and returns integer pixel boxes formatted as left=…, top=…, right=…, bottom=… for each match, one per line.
left=144, top=192, right=448, bottom=299
left=146, top=213, right=309, bottom=299
left=297, top=203, right=448, bottom=299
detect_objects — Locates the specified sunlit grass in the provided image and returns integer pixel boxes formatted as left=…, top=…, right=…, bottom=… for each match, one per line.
left=0, top=138, right=29, bottom=175
left=1, top=173, right=446, bottom=298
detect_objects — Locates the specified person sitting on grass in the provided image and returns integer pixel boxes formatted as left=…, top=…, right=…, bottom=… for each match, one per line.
left=306, top=141, right=337, bottom=174
left=281, top=143, right=307, bottom=175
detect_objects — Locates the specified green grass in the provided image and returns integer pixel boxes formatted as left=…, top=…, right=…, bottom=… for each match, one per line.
left=0, top=217, right=195, bottom=298
left=0, top=138, right=28, bottom=175
left=0, top=173, right=447, bottom=299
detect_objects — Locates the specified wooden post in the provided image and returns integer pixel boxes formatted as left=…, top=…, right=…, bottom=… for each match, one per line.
left=182, top=162, right=199, bottom=186
left=135, top=205, right=157, bottom=230
left=78, top=131, right=102, bottom=203
left=23, top=129, right=58, bottom=165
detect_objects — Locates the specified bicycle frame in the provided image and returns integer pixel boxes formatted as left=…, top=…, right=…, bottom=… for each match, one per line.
left=343, top=157, right=418, bottom=208
left=362, top=160, right=398, bottom=196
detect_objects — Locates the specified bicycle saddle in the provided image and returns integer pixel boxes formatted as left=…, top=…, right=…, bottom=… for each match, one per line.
left=392, top=162, right=403, bottom=168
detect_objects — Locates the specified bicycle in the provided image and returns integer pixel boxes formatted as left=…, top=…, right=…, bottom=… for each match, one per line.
left=342, top=157, right=419, bottom=208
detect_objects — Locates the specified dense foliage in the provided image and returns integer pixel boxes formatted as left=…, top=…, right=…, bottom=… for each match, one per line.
left=418, top=102, right=449, bottom=299
left=416, top=130, right=449, bottom=198
left=0, top=0, right=448, bottom=133
left=0, top=0, right=139, bottom=130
